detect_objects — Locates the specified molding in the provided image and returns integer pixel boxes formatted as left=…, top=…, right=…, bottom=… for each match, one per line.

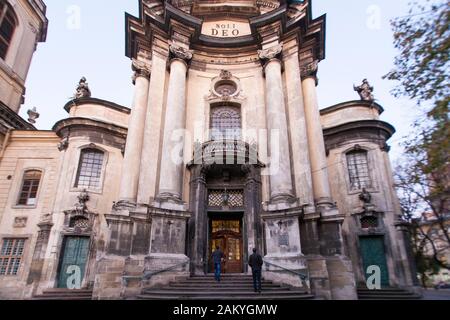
left=323, top=120, right=396, bottom=153
left=52, top=117, right=128, bottom=150
left=0, top=101, right=35, bottom=132
left=63, top=97, right=130, bottom=114
left=320, top=100, right=385, bottom=116
left=125, top=1, right=326, bottom=60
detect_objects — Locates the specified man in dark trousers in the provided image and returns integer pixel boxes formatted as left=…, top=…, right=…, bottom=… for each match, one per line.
left=248, top=248, right=263, bottom=293
left=211, top=245, right=225, bottom=282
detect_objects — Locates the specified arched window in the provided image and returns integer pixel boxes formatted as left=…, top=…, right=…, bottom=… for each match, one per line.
left=17, top=170, right=42, bottom=206
left=346, top=150, right=372, bottom=191
left=210, top=105, right=241, bottom=140
left=0, top=1, right=17, bottom=60
left=75, top=148, right=104, bottom=189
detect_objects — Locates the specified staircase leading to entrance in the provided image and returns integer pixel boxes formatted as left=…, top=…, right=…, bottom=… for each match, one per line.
left=357, top=287, right=422, bottom=300
left=33, top=288, right=93, bottom=300
left=137, top=274, right=315, bottom=300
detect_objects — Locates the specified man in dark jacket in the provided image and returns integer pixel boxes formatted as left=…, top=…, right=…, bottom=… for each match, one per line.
left=248, top=248, right=263, bottom=293
left=211, top=245, right=225, bottom=282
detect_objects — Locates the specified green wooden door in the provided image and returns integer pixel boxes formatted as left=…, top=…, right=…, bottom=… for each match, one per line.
left=359, top=236, right=390, bottom=287
left=57, top=237, right=90, bottom=288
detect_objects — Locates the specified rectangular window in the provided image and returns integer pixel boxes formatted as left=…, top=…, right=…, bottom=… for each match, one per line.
left=75, top=149, right=104, bottom=189
left=347, top=151, right=372, bottom=191
left=0, top=238, right=25, bottom=276
left=0, top=2, right=17, bottom=60
left=17, top=170, right=42, bottom=206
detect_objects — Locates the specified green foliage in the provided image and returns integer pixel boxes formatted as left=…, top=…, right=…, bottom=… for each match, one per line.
left=384, top=0, right=449, bottom=122
left=387, top=1, right=450, bottom=280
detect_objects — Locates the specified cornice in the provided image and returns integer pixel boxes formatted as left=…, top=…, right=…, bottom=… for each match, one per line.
left=320, top=100, right=385, bottom=116
left=63, top=97, right=130, bottom=114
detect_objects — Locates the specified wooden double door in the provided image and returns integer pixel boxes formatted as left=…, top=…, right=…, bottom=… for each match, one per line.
left=57, top=236, right=90, bottom=288
left=210, top=218, right=243, bottom=273
left=360, top=236, right=390, bottom=287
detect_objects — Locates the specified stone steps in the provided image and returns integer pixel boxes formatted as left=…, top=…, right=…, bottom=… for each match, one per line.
left=33, top=288, right=93, bottom=300
left=137, top=275, right=314, bottom=300
left=357, top=287, right=422, bottom=300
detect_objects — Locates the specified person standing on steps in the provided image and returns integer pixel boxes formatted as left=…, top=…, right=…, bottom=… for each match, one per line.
left=211, top=245, right=225, bottom=282
left=248, top=248, right=264, bottom=293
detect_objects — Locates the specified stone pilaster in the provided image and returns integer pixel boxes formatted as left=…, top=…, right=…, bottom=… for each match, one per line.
left=118, top=59, right=151, bottom=204
left=157, top=42, right=193, bottom=203
left=259, top=44, right=295, bottom=204
left=26, top=219, right=53, bottom=295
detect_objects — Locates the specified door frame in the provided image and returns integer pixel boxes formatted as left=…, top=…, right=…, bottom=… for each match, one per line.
left=56, top=234, right=92, bottom=289
left=207, top=211, right=244, bottom=274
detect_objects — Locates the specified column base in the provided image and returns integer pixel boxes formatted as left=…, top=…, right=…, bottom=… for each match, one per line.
left=154, top=193, right=187, bottom=211
left=113, top=199, right=137, bottom=214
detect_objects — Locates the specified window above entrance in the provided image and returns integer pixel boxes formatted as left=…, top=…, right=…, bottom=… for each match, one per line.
left=208, top=189, right=244, bottom=207
left=210, top=105, right=242, bottom=141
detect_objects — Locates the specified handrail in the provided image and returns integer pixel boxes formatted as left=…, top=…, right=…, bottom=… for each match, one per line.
left=142, top=260, right=189, bottom=280
left=263, top=259, right=308, bottom=281
left=122, top=260, right=189, bottom=285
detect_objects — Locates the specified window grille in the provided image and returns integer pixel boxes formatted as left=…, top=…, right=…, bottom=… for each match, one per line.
left=346, top=150, right=372, bottom=190
left=75, top=149, right=104, bottom=189
left=208, top=189, right=244, bottom=207
left=0, top=238, right=25, bottom=275
left=360, top=216, right=378, bottom=229
left=210, top=106, right=241, bottom=140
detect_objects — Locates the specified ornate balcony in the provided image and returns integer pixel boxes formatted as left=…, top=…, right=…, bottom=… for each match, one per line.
left=191, top=139, right=260, bottom=166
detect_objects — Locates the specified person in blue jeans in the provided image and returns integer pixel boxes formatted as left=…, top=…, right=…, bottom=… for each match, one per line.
left=211, top=245, right=225, bottom=282
left=248, top=248, right=263, bottom=293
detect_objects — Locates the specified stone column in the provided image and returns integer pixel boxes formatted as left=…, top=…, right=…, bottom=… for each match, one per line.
left=118, top=60, right=151, bottom=203
left=301, top=61, right=332, bottom=204
left=259, top=44, right=295, bottom=204
left=137, top=53, right=168, bottom=205
left=157, top=43, right=193, bottom=201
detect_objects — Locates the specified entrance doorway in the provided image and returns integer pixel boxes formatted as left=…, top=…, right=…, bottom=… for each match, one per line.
left=57, top=236, right=90, bottom=288
left=209, top=217, right=243, bottom=273
left=359, top=236, right=390, bottom=287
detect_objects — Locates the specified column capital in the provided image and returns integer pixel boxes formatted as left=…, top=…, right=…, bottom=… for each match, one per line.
left=300, top=60, right=319, bottom=85
left=132, top=59, right=151, bottom=84
left=258, top=43, right=284, bottom=74
left=258, top=43, right=283, bottom=61
left=169, top=41, right=193, bottom=62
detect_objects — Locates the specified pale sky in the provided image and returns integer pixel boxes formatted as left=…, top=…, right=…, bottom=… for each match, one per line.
left=21, top=0, right=421, bottom=162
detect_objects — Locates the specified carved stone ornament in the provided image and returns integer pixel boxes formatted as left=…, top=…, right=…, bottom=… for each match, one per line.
left=258, top=43, right=283, bottom=61
left=169, top=41, right=194, bottom=61
left=354, top=79, right=375, bottom=101
left=300, top=60, right=319, bottom=79
left=27, top=107, right=40, bottom=124
left=359, top=188, right=372, bottom=205
left=220, top=70, right=232, bottom=80
left=74, top=77, right=91, bottom=99
left=57, top=136, right=69, bottom=151
left=75, top=189, right=90, bottom=214
left=131, top=59, right=151, bottom=84
left=205, top=70, right=245, bottom=101
left=13, top=216, right=27, bottom=228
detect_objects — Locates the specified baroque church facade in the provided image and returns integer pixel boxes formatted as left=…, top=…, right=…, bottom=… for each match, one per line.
left=0, top=0, right=418, bottom=300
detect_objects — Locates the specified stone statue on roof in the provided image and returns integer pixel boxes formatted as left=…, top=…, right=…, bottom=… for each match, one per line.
left=74, top=77, right=91, bottom=99
left=354, top=79, right=374, bottom=101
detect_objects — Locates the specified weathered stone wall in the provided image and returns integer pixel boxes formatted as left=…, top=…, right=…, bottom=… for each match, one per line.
left=0, top=131, right=60, bottom=299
